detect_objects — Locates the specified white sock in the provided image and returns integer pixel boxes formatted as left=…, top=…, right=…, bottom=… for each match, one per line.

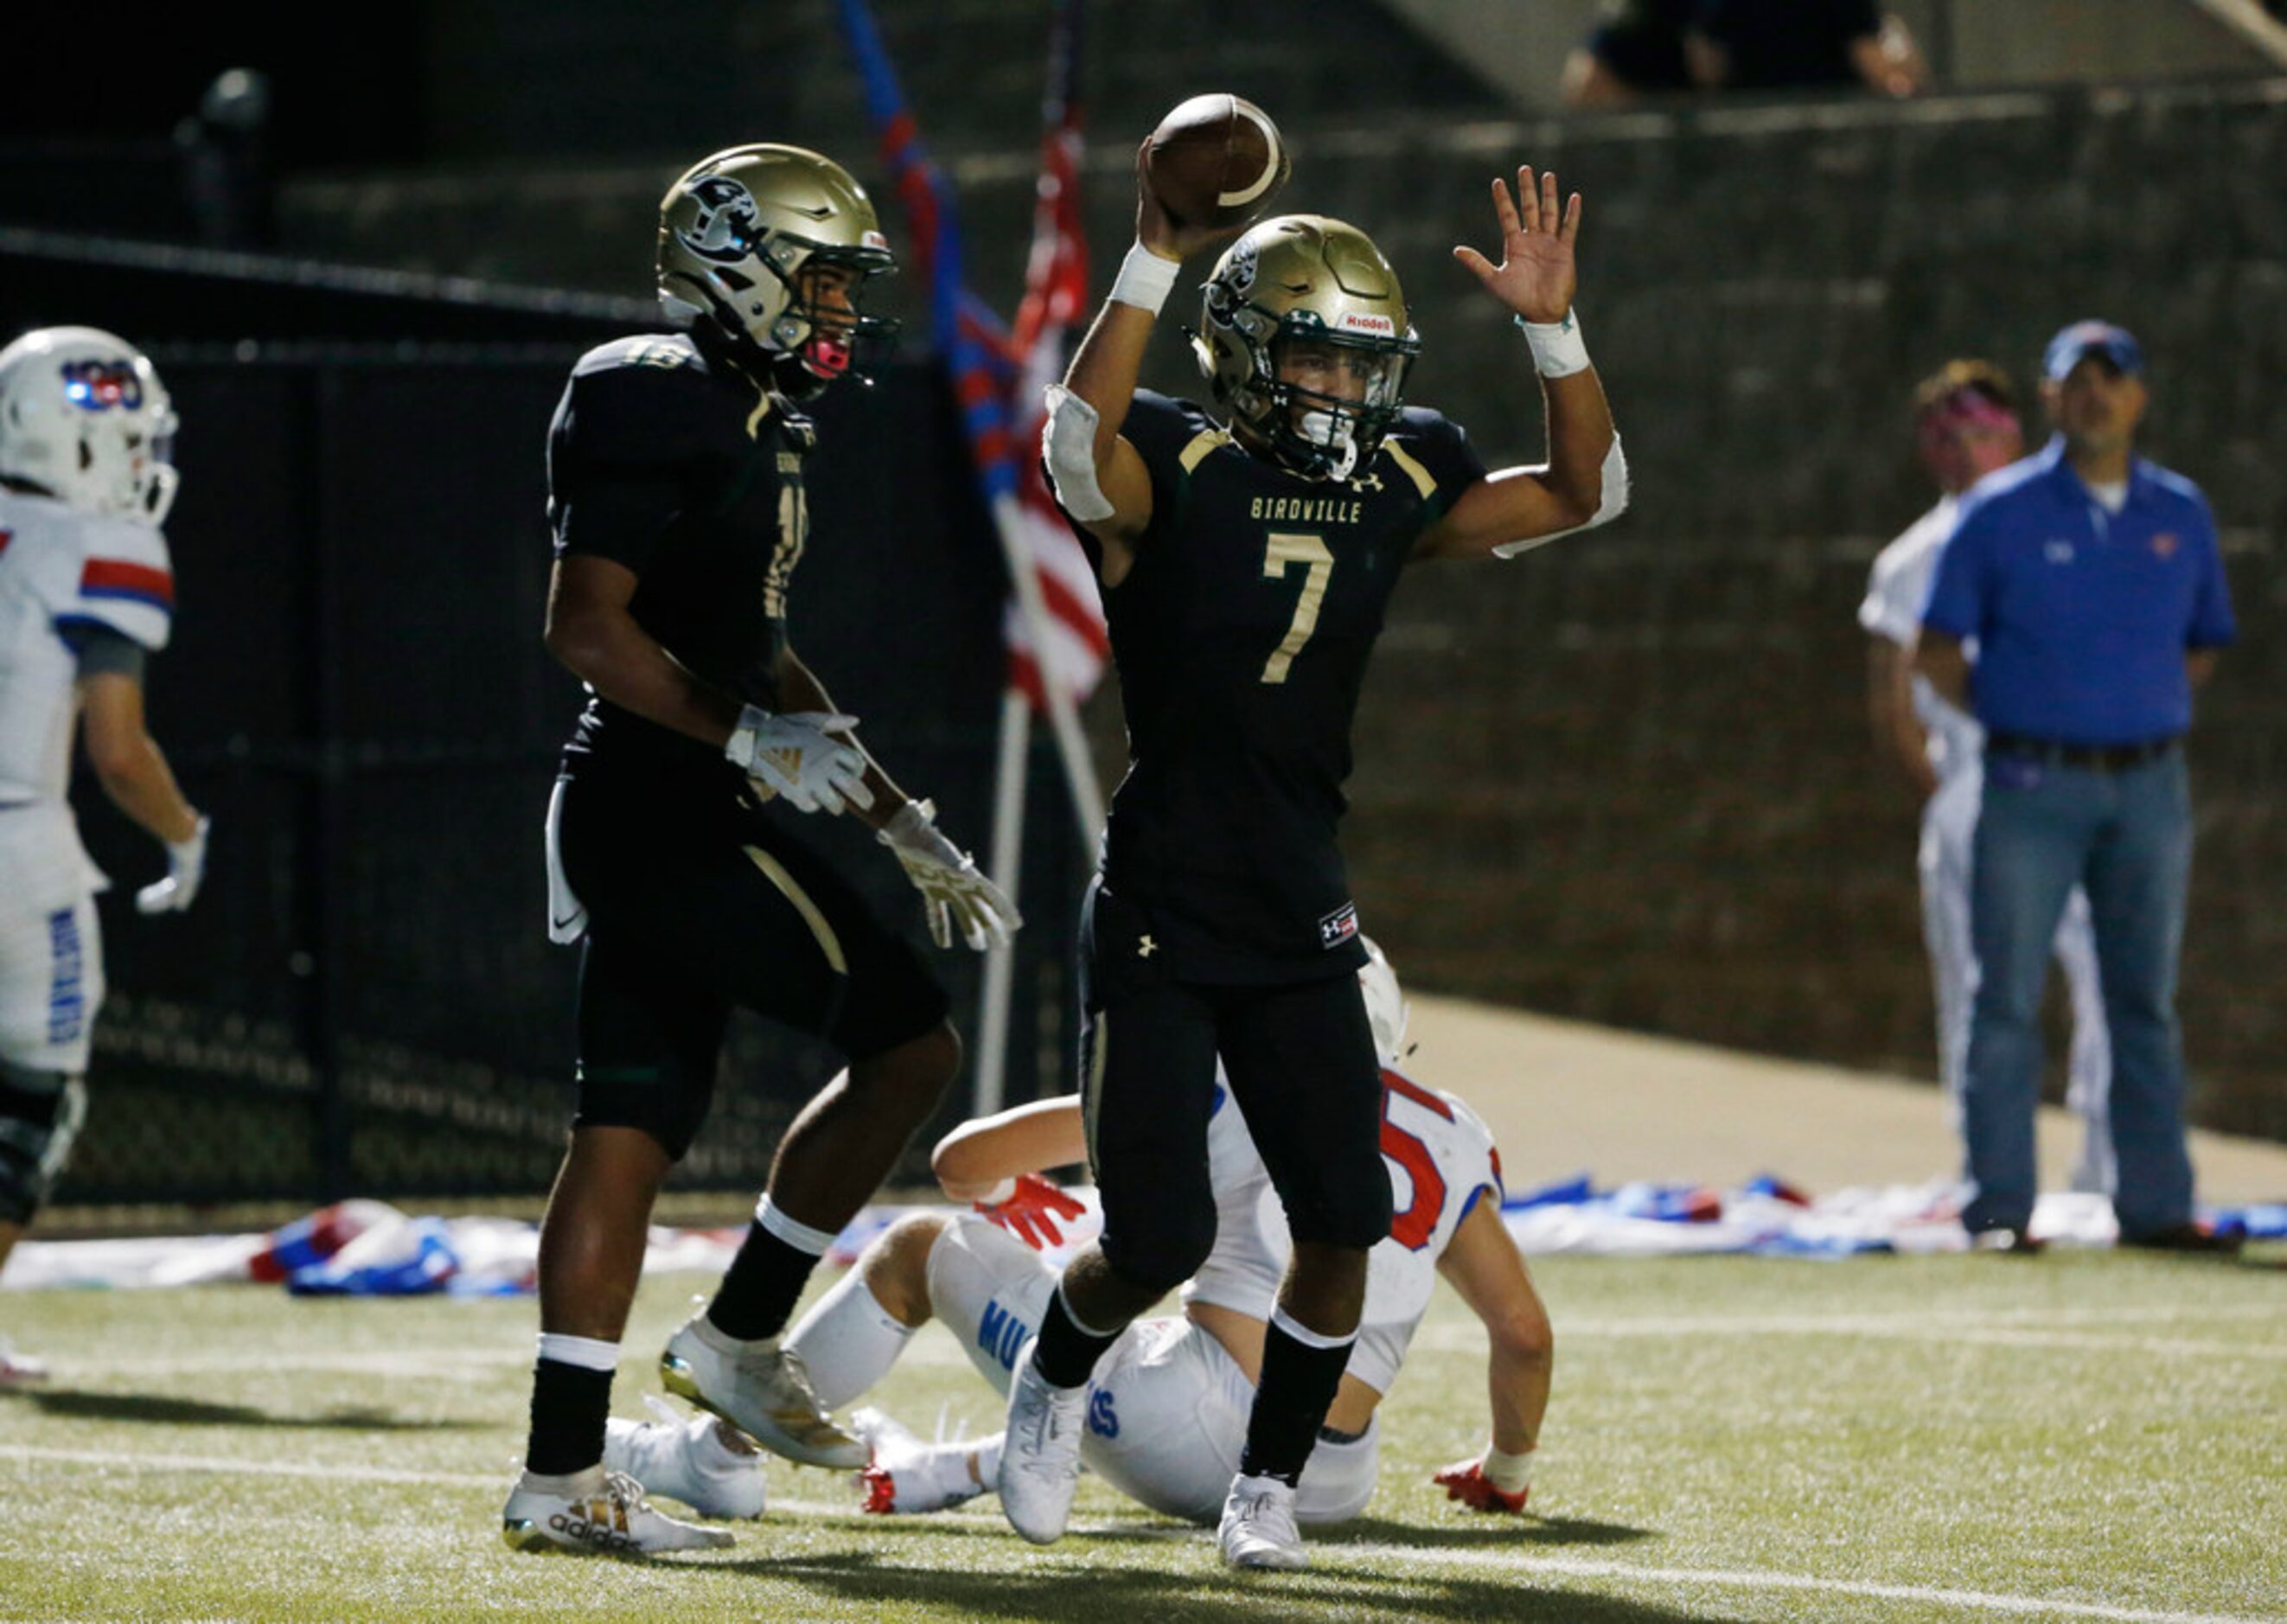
left=756, top=1194, right=839, bottom=1254
left=534, top=1333, right=620, bottom=1371
left=783, top=1266, right=917, bottom=1410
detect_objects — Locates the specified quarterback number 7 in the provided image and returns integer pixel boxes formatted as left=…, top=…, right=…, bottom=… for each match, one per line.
left=1261, top=531, right=1332, bottom=684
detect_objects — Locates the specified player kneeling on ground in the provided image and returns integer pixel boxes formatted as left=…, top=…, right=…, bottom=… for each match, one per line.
left=780, top=944, right=1553, bottom=1531
left=0, top=328, right=207, bottom=1383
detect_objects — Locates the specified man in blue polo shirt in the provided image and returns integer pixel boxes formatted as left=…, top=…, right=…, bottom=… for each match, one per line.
left=1916, top=320, right=2237, bottom=1253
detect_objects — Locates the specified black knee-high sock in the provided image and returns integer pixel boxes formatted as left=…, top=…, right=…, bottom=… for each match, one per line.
left=1239, top=1308, right=1355, bottom=1487
left=1032, top=1279, right=1124, bottom=1390
left=526, top=1359, right=613, bottom=1477
left=708, top=1197, right=833, bottom=1342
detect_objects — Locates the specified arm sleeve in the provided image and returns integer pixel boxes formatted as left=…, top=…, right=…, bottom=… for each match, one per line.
left=2186, top=498, right=2238, bottom=649
left=61, top=620, right=148, bottom=683
left=1919, top=503, right=1991, bottom=642
left=546, top=361, right=699, bottom=576
left=61, top=516, right=174, bottom=652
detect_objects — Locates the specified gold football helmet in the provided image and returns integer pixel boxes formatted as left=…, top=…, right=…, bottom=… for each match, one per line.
left=1193, top=215, right=1419, bottom=480
left=656, top=144, right=897, bottom=397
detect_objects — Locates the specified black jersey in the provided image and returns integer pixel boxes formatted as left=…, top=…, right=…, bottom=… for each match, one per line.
left=1079, top=390, right=1486, bottom=982
left=546, top=331, right=815, bottom=782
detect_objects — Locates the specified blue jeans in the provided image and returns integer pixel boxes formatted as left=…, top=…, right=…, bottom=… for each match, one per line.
left=1959, top=750, right=2194, bottom=1237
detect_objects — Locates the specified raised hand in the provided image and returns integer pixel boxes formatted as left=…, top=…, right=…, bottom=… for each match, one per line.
left=974, top=1173, right=1089, bottom=1250
left=1134, top=137, right=1250, bottom=265
left=1453, top=165, right=1581, bottom=326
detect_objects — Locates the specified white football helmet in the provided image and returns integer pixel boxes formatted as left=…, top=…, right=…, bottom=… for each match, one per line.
left=656, top=144, right=897, bottom=399
left=1358, top=937, right=1410, bottom=1066
left=0, top=327, right=179, bottom=525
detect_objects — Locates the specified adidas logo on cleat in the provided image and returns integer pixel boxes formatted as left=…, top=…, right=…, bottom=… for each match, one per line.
left=552, top=1499, right=636, bottom=1550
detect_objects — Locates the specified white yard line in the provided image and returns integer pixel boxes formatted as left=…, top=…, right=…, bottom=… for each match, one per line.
left=49, top=1303, right=2284, bottom=1380
left=1313, top=1542, right=2287, bottom=1624
left=0, top=1444, right=2274, bottom=1624
left=54, top=1337, right=981, bottom=1380
left=1404, top=1306, right=2287, bottom=1362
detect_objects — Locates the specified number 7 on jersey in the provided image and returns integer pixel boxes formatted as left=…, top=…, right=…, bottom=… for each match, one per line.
left=1261, top=531, right=1332, bottom=683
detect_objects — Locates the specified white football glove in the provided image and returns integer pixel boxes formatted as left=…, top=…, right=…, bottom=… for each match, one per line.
left=136, top=815, right=209, bottom=915
left=725, top=705, right=874, bottom=815
left=877, top=799, right=1021, bottom=952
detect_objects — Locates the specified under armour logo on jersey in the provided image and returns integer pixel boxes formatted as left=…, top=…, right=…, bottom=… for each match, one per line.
left=1319, top=903, right=1359, bottom=949
left=2044, top=540, right=2076, bottom=564
left=1137, top=936, right=1159, bottom=958
left=2151, top=532, right=2179, bottom=559
left=1347, top=466, right=1386, bottom=495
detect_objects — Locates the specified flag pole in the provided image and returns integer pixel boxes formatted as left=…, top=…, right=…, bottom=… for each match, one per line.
left=972, top=686, right=1031, bottom=1116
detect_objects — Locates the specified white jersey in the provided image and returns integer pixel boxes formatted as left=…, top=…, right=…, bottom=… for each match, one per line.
left=0, top=489, right=174, bottom=805
left=1858, top=496, right=1982, bottom=783
left=1185, top=1066, right=1502, bottom=1394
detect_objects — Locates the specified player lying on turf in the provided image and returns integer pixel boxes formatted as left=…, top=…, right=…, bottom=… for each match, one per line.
left=765, top=943, right=1554, bottom=1528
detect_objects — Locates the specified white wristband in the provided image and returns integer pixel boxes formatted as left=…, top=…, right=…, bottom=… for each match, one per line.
left=1109, top=241, right=1181, bottom=315
left=1517, top=310, right=1590, bottom=379
left=1481, top=1444, right=1533, bottom=1495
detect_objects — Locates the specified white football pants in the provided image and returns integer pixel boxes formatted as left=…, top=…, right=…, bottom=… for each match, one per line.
left=926, top=1215, right=1380, bottom=1525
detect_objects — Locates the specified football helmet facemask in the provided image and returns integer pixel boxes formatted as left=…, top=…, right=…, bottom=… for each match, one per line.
left=1358, top=936, right=1411, bottom=1066
left=657, top=144, right=898, bottom=400
left=1194, top=215, right=1419, bottom=482
left=0, top=327, right=179, bottom=525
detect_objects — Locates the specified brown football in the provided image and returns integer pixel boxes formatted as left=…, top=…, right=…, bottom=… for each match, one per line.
left=1143, top=93, right=1291, bottom=229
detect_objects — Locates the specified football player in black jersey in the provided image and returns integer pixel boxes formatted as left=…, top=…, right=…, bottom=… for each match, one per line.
left=504, top=144, right=1020, bottom=1556
left=1001, top=160, right=1626, bottom=1569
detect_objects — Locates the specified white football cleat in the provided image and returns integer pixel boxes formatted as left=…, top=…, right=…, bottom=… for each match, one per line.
left=1218, top=1472, right=1306, bottom=1571
left=604, top=1395, right=768, bottom=1520
left=660, top=1307, right=866, bottom=1469
left=851, top=1406, right=993, bottom=1515
left=0, top=1341, right=50, bottom=1385
left=501, top=1465, right=733, bottom=1556
left=995, top=1339, right=1086, bottom=1545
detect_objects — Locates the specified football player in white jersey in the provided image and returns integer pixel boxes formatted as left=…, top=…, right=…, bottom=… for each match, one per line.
left=703, top=942, right=1553, bottom=1544
left=1860, top=360, right=2111, bottom=1197
left=0, top=327, right=208, bottom=1381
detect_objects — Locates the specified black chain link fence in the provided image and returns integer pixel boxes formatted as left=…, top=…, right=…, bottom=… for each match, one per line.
left=33, top=324, right=1083, bottom=1208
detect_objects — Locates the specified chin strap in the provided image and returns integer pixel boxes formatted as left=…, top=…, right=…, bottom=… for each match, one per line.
left=1293, top=410, right=1360, bottom=482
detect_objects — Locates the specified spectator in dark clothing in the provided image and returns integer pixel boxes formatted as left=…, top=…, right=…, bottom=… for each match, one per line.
left=1562, top=0, right=1696, bottom=107
left=1686, top=0, right=1922, bottom=96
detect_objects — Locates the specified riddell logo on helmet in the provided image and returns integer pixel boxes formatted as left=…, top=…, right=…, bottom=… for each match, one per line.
left=1337, top=312, right=1396, bottom=336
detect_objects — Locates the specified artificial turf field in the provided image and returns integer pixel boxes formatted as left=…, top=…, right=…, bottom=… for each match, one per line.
left=3, top=1247, right=2283, bottom=1623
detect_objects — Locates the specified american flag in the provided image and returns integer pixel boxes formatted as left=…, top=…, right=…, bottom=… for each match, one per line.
left=1002, top=12, right=1108, bottom=713
left=836, top=0, right=1106, bottom=715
